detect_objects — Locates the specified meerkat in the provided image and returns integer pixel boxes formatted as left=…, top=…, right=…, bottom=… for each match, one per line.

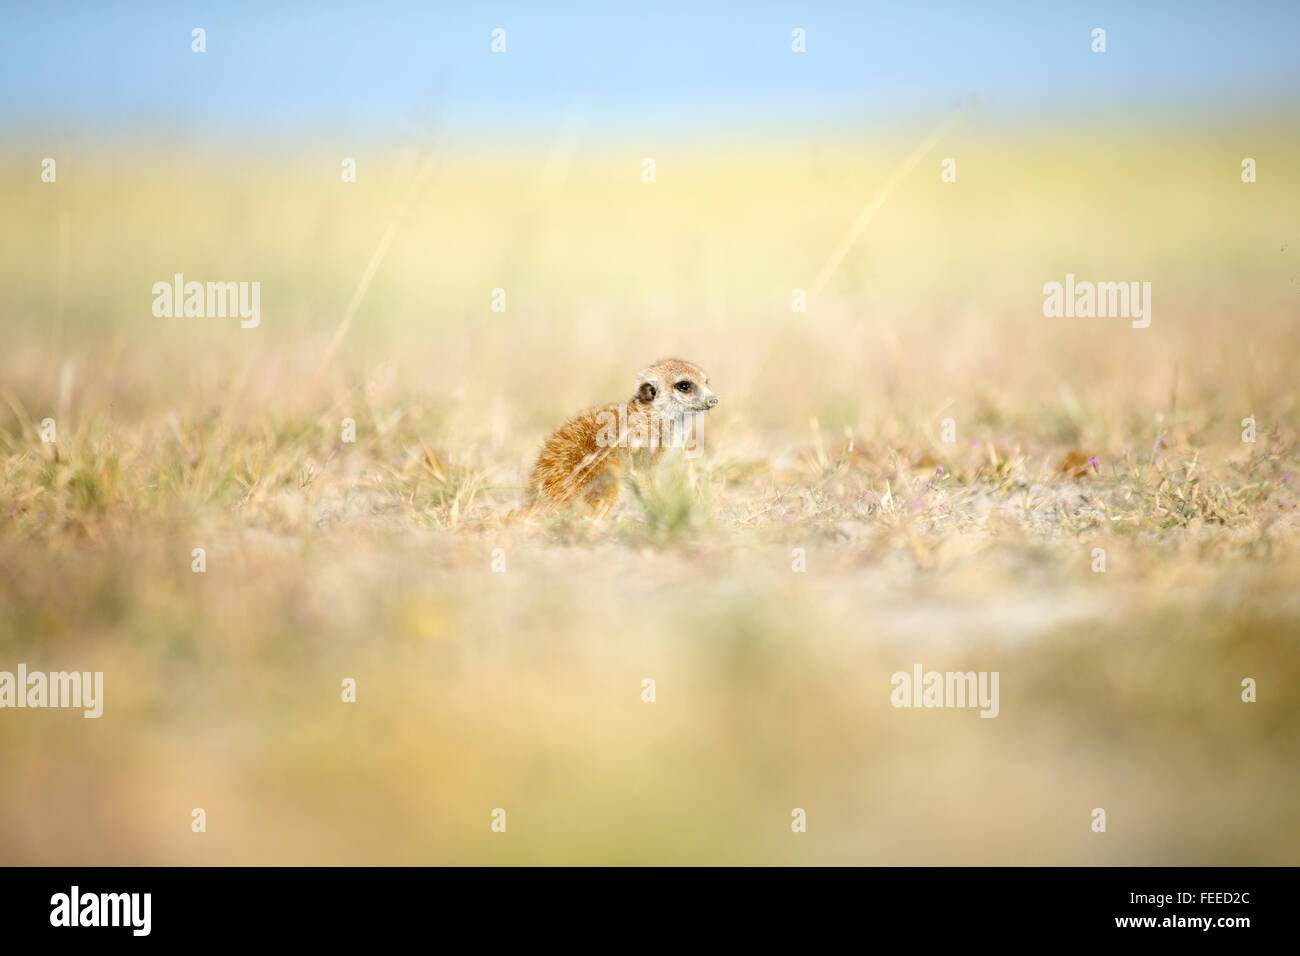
left=529, top=358, right=718, bottom=514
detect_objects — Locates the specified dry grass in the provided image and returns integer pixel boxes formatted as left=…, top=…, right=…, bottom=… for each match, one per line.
left=2, top=126, right=1299, bottom=863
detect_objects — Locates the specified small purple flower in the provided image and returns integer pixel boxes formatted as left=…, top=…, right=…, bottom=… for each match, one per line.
left=1089, top=456, right=1099, bottom=473
left=935, top=465, right=944, bottom=475
left=1286, top=472, right=1294, bottom=485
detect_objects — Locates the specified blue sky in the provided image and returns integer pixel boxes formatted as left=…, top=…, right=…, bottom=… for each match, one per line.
left=3, top=1, right=1298, bottom=143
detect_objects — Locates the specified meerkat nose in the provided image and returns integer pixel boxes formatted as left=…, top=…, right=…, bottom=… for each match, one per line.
left=707, top=395, right=719, bottom=408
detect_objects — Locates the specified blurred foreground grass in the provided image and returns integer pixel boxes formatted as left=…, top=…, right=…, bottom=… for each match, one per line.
left=1, top=124, right=1298, bottom=863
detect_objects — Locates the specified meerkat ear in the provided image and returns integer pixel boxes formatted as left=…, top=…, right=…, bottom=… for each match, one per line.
left=637, top=380, right=657, bottom=402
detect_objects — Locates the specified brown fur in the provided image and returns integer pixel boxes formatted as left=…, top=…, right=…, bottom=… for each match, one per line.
left=530, top=358, right=718, bottom=513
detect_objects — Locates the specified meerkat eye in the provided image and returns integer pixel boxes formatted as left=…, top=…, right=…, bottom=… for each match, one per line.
left=675, top=381, right=692, bottom=392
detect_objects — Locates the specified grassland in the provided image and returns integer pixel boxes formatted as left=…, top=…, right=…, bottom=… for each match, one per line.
left=2, top=122, right=1299, bottom=863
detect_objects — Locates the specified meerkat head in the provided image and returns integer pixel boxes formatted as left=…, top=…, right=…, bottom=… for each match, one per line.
left=633, top=358, right=718, bottom=415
